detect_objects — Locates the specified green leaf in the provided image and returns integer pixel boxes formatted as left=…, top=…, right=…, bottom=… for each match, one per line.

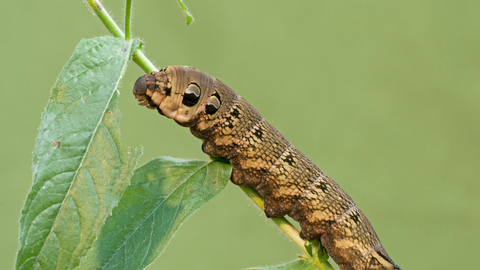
left=304, top=240, right=314, bottom=257
left=246, top=259, right=318, bottom=270
left=304, top=240, right=331, bottom=269
left=78, top=157, right=231, bottom=269
left=317, top=250, right=329, bottom=265
left=16, top=36, right=142, bottom=270
left=177, top=0, right=194, bottom=25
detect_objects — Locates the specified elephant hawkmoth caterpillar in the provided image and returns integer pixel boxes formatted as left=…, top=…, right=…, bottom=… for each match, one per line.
left=133, top=66, right=401, bottom=270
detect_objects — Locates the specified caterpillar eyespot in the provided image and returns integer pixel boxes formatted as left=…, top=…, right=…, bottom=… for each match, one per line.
left=205, top=94, right=221, bottom=115
left=133, top=66, right=401, bottom=270
left=183, top=83, right=201, bottom=107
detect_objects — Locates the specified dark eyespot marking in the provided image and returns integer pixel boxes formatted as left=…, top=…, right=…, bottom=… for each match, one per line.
left=206, top=95, right=221, bottom=115
left=182, top=83, right=201, bottom=107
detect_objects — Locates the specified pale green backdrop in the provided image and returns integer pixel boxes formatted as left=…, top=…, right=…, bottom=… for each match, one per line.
left=1, top=0, right=479, bottom=269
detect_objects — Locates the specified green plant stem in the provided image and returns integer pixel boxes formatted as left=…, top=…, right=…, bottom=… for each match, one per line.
left=239, top=186, right=335, bottom=270
left=85, top=0, right=157, bottom=73
left=239, top=186, right=308, bottom=253
left=85, top=0, right=124, bottom=38
left=132, top=51, right=157, bottom=73
left=85, top=1, right=334, bottom=268
left=125, top=0, right=132, bottom=40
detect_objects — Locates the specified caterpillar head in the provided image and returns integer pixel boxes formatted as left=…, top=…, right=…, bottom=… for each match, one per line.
left=133, top=66, right=223, bottom=127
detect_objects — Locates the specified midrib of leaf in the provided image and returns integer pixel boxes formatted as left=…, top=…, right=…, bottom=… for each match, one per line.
left=101, top=162, right=209, bottom=269
left=32, top=39, right=137, bottom=270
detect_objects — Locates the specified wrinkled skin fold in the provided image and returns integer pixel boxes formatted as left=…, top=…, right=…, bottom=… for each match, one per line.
left=133, top=66, right=401, bottom=270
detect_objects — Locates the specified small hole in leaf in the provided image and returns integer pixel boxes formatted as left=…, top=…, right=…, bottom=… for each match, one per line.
left=104, top=112, right=112, bottom=121
left=51, top=141, right=61, bottom=148
left=189, top=189, right=194, bottom=193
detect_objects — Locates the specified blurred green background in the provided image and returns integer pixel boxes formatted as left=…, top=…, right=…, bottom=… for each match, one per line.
left=1, top=0, right=479, bottom=269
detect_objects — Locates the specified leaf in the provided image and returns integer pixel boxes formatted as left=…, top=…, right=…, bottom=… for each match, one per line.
left=177, top=0, right=194, bottom=25
left=304, top=240, right=330, bottom=267
left=246, top=259, right=317, bottom=270
left=317, top=251, right=329, bottom=265
left=16, top=37, right=143, bottom=270
left=78, top=157, right=231, bottom=269
left=304, top=240, right=315, bottom=257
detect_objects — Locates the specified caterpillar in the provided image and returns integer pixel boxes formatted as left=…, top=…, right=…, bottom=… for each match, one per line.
left=133, top=66, right=401, bottom=270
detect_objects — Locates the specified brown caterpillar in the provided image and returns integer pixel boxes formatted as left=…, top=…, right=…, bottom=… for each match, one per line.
left=133, top=66, right=401, bottom=270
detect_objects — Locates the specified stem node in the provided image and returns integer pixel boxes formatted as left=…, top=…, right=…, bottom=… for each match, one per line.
left=85, top=0, right=157, bottom=73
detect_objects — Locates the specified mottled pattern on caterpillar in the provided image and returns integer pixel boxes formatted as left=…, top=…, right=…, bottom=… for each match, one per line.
left=133, top=66, right=401, bottom=270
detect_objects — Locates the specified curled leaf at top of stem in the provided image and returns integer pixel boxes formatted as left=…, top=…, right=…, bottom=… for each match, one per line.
left=177, top=0, right=194, bottom=25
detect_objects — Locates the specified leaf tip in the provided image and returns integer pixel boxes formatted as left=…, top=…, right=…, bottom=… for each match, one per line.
left=186, top=14, right=194, bottom=25
left=177, top=0, right=195, bottom=25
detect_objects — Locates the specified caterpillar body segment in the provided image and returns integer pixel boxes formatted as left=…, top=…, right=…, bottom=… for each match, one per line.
left=133, top=66, right=400, bottom=270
